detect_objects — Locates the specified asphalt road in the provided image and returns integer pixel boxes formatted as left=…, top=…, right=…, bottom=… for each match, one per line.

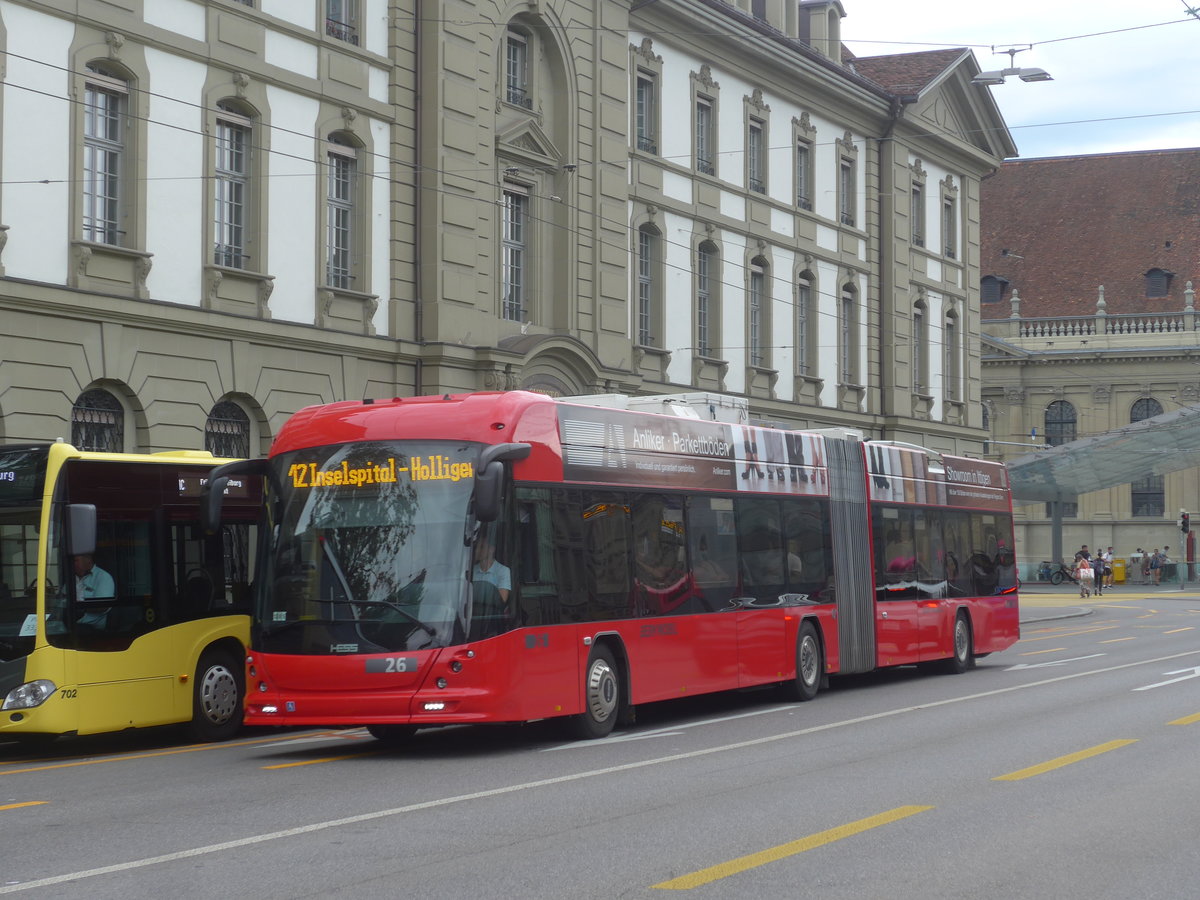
left=3, top=591, right=1198, bottom=899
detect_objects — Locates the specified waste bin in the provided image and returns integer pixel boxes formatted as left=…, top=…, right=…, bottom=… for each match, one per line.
left=1111, top=559, right=1126, bottom=583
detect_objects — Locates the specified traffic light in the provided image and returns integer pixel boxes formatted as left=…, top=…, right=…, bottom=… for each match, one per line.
left=1180, top=511, right=1190, bottom=533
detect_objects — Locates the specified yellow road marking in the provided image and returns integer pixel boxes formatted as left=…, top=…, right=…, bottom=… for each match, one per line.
left=1164, top=627, right=1195, bottom=634
left=993, top=740, right=1138, bottom=782
left=1020, top=647, right=1067, bottom=656
left=1100, top=637, right=1136, bottom=644
left=0, top=801, right=47, bottom=812
left=652, top=805, right=933, bottom=890
left=1019, top=625, right=1119, bottom=643
left=262, top=751, right=383, bottom=769
left=0, top=732, right=347, bottom=776
left=1168, top=712, right=1200, bottom=726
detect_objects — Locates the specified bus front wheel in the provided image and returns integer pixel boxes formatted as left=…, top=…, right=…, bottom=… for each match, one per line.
left=566, top=646, right=621, bottom=740
left=190, top=649, right=244, bottom=742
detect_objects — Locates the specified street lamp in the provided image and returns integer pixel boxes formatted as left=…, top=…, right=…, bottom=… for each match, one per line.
left=972, top=46, right=1053, bottom=86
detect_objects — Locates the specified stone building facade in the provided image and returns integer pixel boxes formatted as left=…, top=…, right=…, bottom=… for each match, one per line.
left=0, top=0, right=1012, bottom=458
left=981, top=148, right=1200, bottom=573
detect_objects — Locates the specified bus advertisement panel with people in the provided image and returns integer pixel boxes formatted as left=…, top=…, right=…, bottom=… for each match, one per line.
left=205, top=391, right=1018, bottom=742
left=0, top=443, right=259, bottom=742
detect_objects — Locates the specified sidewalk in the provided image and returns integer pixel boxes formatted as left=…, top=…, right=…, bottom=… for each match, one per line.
left=1018, top=580, right=1200, bottom=623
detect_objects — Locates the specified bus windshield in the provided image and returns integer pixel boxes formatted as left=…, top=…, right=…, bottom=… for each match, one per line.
left=260, top=440, right=480, bottom=654
left=0, top=446, right=49, bottom=663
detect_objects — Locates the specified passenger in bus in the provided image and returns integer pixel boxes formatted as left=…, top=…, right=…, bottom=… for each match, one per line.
left=471, top=537, right=511, bottom=607
left=73, top=553, right=115, bottom=627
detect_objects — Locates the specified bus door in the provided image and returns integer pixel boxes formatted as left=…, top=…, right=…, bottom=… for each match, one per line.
left=732, top=498, right=790, bottom=684
left=873, top=507, right=921, bottom=666
left=66, top=517, right=177, bottom=734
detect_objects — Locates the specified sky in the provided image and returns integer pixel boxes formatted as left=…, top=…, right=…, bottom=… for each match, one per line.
left=842, top=0, right=1200, bottom=159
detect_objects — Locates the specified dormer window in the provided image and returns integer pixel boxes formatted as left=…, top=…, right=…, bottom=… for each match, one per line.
left=981, top=275, right=1010, bottom=305
left=1145, top=268, right=1174, bottom=299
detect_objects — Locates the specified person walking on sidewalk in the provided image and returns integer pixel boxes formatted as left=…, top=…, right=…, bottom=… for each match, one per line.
left=1073, top=555, right=1094, bottom=599
left=1150, top=548, right=1163, bottom=585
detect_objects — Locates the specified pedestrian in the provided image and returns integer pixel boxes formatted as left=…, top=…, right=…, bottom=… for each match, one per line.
left=1141, top=549, right=1153, bottom=583
left=1150, top=548, right=1162, bottom=585
left=1102, top=546, right=1115, bottom=588
left=1073, top=554, right=1093, bottom=599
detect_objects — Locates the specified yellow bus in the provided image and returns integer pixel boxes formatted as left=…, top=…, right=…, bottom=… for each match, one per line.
left=0, top=442, right=259, bottom=742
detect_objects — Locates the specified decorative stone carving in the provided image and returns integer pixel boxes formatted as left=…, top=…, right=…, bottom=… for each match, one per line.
left=257, top=276, right=274, bottom=319
left=105, top=31, right=124, bottom=59
left=634, top=37, right=661, bottom=64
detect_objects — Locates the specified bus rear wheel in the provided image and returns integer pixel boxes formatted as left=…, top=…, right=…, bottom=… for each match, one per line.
left=783, top=622, right=822, bottom=702
left=566, top=646, right=621, bottom=740
left=190, top=649, right=244, bottom=742
left=942, top=613, right=974, bottom=675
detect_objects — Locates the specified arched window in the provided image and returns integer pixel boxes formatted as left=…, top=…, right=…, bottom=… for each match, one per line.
left=72, top=389, right=124, bottom=452
left=944, top=310, right=960, bottom=401
left=1130, top=398, right=1164, bottom=517
left=1044, top=400, right=1076, bottom=446
left=205, top=401, right=251, bottom=459
left=748, top=257, right=769, bottom=368
left=1044, top=400, right=1078, bottom=518
left=839, top=283, right=857, bottom=383
left=636, top=225, right=660, bottom=346
left=696, top=242, right=720, bottom=357
left=795, top=271, right=813, bottom=375
left=912, top=300, right=927, bottom=393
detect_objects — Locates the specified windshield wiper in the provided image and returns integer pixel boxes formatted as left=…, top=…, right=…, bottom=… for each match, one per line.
left=320, top=540, right=437, bottom=638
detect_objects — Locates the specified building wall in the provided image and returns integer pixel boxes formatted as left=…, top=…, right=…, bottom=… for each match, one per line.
left=0, top=0, right=1006, bottom=461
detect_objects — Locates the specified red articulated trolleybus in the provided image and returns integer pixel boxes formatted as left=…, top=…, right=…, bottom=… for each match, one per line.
left=203, top=391, right=1019, bottom=742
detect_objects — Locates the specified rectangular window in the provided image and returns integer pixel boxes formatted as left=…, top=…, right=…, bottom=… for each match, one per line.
left=506, top=32, right=531, bottom=108
left=635, top=74, right=657, bottom=154
left=747, top=120, right=765, bottom=193
left=502, top=188, right=527, bottom=322
left=696, top=247, right=711, bottom=357
left=638, top=229, right=654, bottom=346
left=795, top=142, right=812, bottom=210
left=83, top=79, right=125, bottom=245
left=326, top=0, right=359, bottom=45
left=839, top=158, right=856, bottom=226
left=911, top=185, right=925, bottom=247
left=214, top=113, right=250, bottom=269
left=796, top=280, right=810, bottom=374
left=942, top=197, right=957, bottom=258
left=326, top=147, right=355, bottom=289
left=749, top=265, right=764, bottom=367
left=696, top=98, right=714, bottom=175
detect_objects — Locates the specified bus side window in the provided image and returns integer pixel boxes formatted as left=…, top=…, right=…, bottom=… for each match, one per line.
left=582, top=491, right=632, bottom=621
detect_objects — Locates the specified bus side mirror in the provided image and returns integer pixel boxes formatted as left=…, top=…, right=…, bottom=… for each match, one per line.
left=66, top=504, right=97, bottom=557
left=473, top=443, right=531, bottom=523
left=200, top=458, right=269, bottom=535
left=201, top=476, right=229, bottom=535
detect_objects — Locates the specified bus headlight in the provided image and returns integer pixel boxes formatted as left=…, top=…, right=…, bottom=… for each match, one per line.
left=2, top=680, right=57, bottom=710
